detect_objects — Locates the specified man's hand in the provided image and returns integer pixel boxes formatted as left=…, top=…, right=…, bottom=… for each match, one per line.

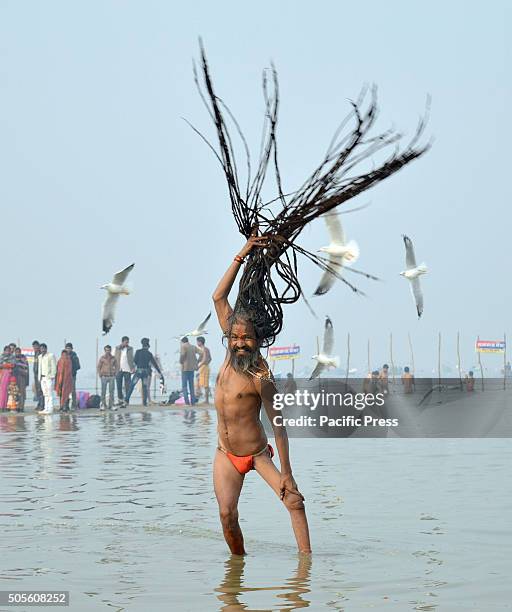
left=237, top=235, right=269, bottom=260
left=279, top=473, right=305, bottom=502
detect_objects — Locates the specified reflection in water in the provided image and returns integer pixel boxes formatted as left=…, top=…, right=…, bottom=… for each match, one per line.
left=216, top=554, right=311, bottom=611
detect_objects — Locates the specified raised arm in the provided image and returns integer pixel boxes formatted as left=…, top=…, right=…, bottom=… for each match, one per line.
left=212, top=235, right=267, bottom=334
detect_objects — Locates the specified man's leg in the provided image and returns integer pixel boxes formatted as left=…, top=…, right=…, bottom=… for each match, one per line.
left=124, top=372, right=138, bottom=405
left=107, top=377, right=115, bottom=408
left=116, top=372, right=124, bottom=401
left=123, top=372, right=131, bottom=400
left=41, top=378, right=54, bottom=413
left=254, top=452, right=311, bottom=553
left=71, top=375, right=77, bottom=409
left=213, top=449, right=246, bottom=555
left=100, top=377, right=107, bottom=408
left=141, top=375, right=149, bottom=406
left=187, top=371, right=197, bottom=404
left=181, top=372, right=190, bottom=405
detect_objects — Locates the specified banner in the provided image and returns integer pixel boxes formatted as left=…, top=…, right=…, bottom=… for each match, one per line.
left=21, top=348, right=35, bottom=362
left=269, top=345, right=300, bottom=361
left=476, top=340, right=506, bottom=354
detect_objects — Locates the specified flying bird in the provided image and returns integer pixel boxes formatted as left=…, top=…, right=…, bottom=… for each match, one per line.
left=314, top=213, right=360, bottom=296
left=101, top=263, right=135, bottom=334
left=400, top=235, right=427, bottom=318
left=309, top=316, right=340, bottom=380
left=178, top=312, right=212, bottom=338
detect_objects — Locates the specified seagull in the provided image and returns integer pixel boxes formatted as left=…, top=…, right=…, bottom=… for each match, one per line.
left=309, top=316, right=340, bottom=380
left=101, top=263, right=135, bottom=334
left=400, top=235, right=427, bottom=318
left=178, top=312, right=211, bottom=338
left=314, top=213, right=360, bottom=296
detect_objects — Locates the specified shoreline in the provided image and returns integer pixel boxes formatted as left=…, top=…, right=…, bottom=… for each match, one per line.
left=0, top=402, right=216, bottom=418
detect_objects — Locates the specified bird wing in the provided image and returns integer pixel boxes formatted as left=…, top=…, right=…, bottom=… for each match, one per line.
left=102, top=293, right=120, bottom=334
left=197, top=311, right=212, bottom=332
left=410, top=277, right=424, bottom=318
left=112, top=263, right=135, bottom=286
left=324, top=212, right=345, bottom=245
left=323, top=316, right=334, bottom=355
left=402, top=235, right=417, bottom=270
left=309, top=361, right=325, bottom=380
left=313, top=255, right=343, bottom=296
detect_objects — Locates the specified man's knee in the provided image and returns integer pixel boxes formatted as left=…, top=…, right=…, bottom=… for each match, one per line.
left=219, top=506, right=239, bottom=528
left=283, top=492, right=305, bottom=512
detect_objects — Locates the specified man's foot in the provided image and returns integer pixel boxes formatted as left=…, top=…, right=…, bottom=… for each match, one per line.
left=39, top=409, right=54, bottom=415
left=111, top=404, right=118, bottom=411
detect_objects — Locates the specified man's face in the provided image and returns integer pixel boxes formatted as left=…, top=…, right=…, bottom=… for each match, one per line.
left=122, top=339, right=129, bottom=348
left=33, top=344, right=40, bottom=354
left=228, top=321, right=260, bottom=373
left=229, top=322, right=257, bottom=353
left=66, top=346, right=72, bottom=354
left=15, top=349, right=21, bottom=357
left=40, top=346, right=47, bottom=355
left=105, top=347, right=111, bottom=355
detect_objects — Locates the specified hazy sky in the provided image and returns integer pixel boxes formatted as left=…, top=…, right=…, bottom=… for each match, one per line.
left=1, top=0, right=510, bottom=377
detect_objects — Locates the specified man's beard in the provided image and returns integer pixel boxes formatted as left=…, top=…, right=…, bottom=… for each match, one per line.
left=229, top=346, right=260, bottom=374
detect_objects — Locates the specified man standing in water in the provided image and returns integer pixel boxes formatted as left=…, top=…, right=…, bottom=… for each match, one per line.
left=212, top=236, right=311, bottom=555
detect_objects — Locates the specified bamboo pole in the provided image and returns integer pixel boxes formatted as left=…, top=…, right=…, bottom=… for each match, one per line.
left=477, top=335, right=484, bottom=391
left=390, top=332, right=395, bottom=384
left=345, top=333, right=351, bottom=387
left=457, top=331, right=462, bottom=390
left=504, top=333, right=507, bottom=390
left=95, top=337, right=99, bottom=395
left=408, top=332, right=415, bottom=376
left=153, top=338, right=158, bottom=399
left=291, top=357, right=295, bottom=377
left=438, top=332, right=442, bottom=387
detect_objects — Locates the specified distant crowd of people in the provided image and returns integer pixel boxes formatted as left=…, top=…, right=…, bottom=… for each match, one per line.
left=0, top=341, right=80, bottom=414
left=0, top=334, right=213, bottom=414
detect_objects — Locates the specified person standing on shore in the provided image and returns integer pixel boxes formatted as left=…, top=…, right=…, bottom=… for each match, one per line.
left=180, top=337, right=200, bottom=405
left=401, top=366, right=415, bottom=394
left=379, top=364, right=390, bottom=394
left=114, top=336, right=134, bottom=406
left=13, top=347, right=29, bottom=412
left=0, top=346, right=15, bottom=410
left=97, top=345, right=118, bottom=410
left=38, top=343, right=57, bottom=414
left=196, top=336, right=212, bottom=404
left=32, top=341, right=44, bottom=411
left=65, top=343, right=81, bottom=410
left=55, top=350, right=74, bottom=412
left=124, top=338, right=164, bottom=407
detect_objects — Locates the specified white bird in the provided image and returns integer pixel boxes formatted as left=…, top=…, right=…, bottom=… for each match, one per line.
left=101, top=263, right=135, bottom=335
left=309, top=316, right=340, bottom=380
left=314, top=213, right=360, bottom=296
left=400, top=235, right=427, bottom=318
left=178, top=312, right=211, bottom=338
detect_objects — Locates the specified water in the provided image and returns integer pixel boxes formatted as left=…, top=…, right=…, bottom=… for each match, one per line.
left=0, top=409, right=510, bottom=611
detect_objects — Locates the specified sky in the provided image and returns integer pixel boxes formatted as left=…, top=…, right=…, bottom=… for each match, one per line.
left=1, top=0, right=510, bottom=379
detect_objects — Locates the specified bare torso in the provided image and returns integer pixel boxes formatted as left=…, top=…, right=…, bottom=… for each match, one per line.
left=214, top=354, right=268, bottom=456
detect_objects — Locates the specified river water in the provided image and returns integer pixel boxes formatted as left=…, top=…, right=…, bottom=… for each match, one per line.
left=0, top=409, right=510, bottom=611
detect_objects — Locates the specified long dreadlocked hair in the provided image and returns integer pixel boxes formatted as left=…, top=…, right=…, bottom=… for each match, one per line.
left=189, top=43, right=430, bottom=347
